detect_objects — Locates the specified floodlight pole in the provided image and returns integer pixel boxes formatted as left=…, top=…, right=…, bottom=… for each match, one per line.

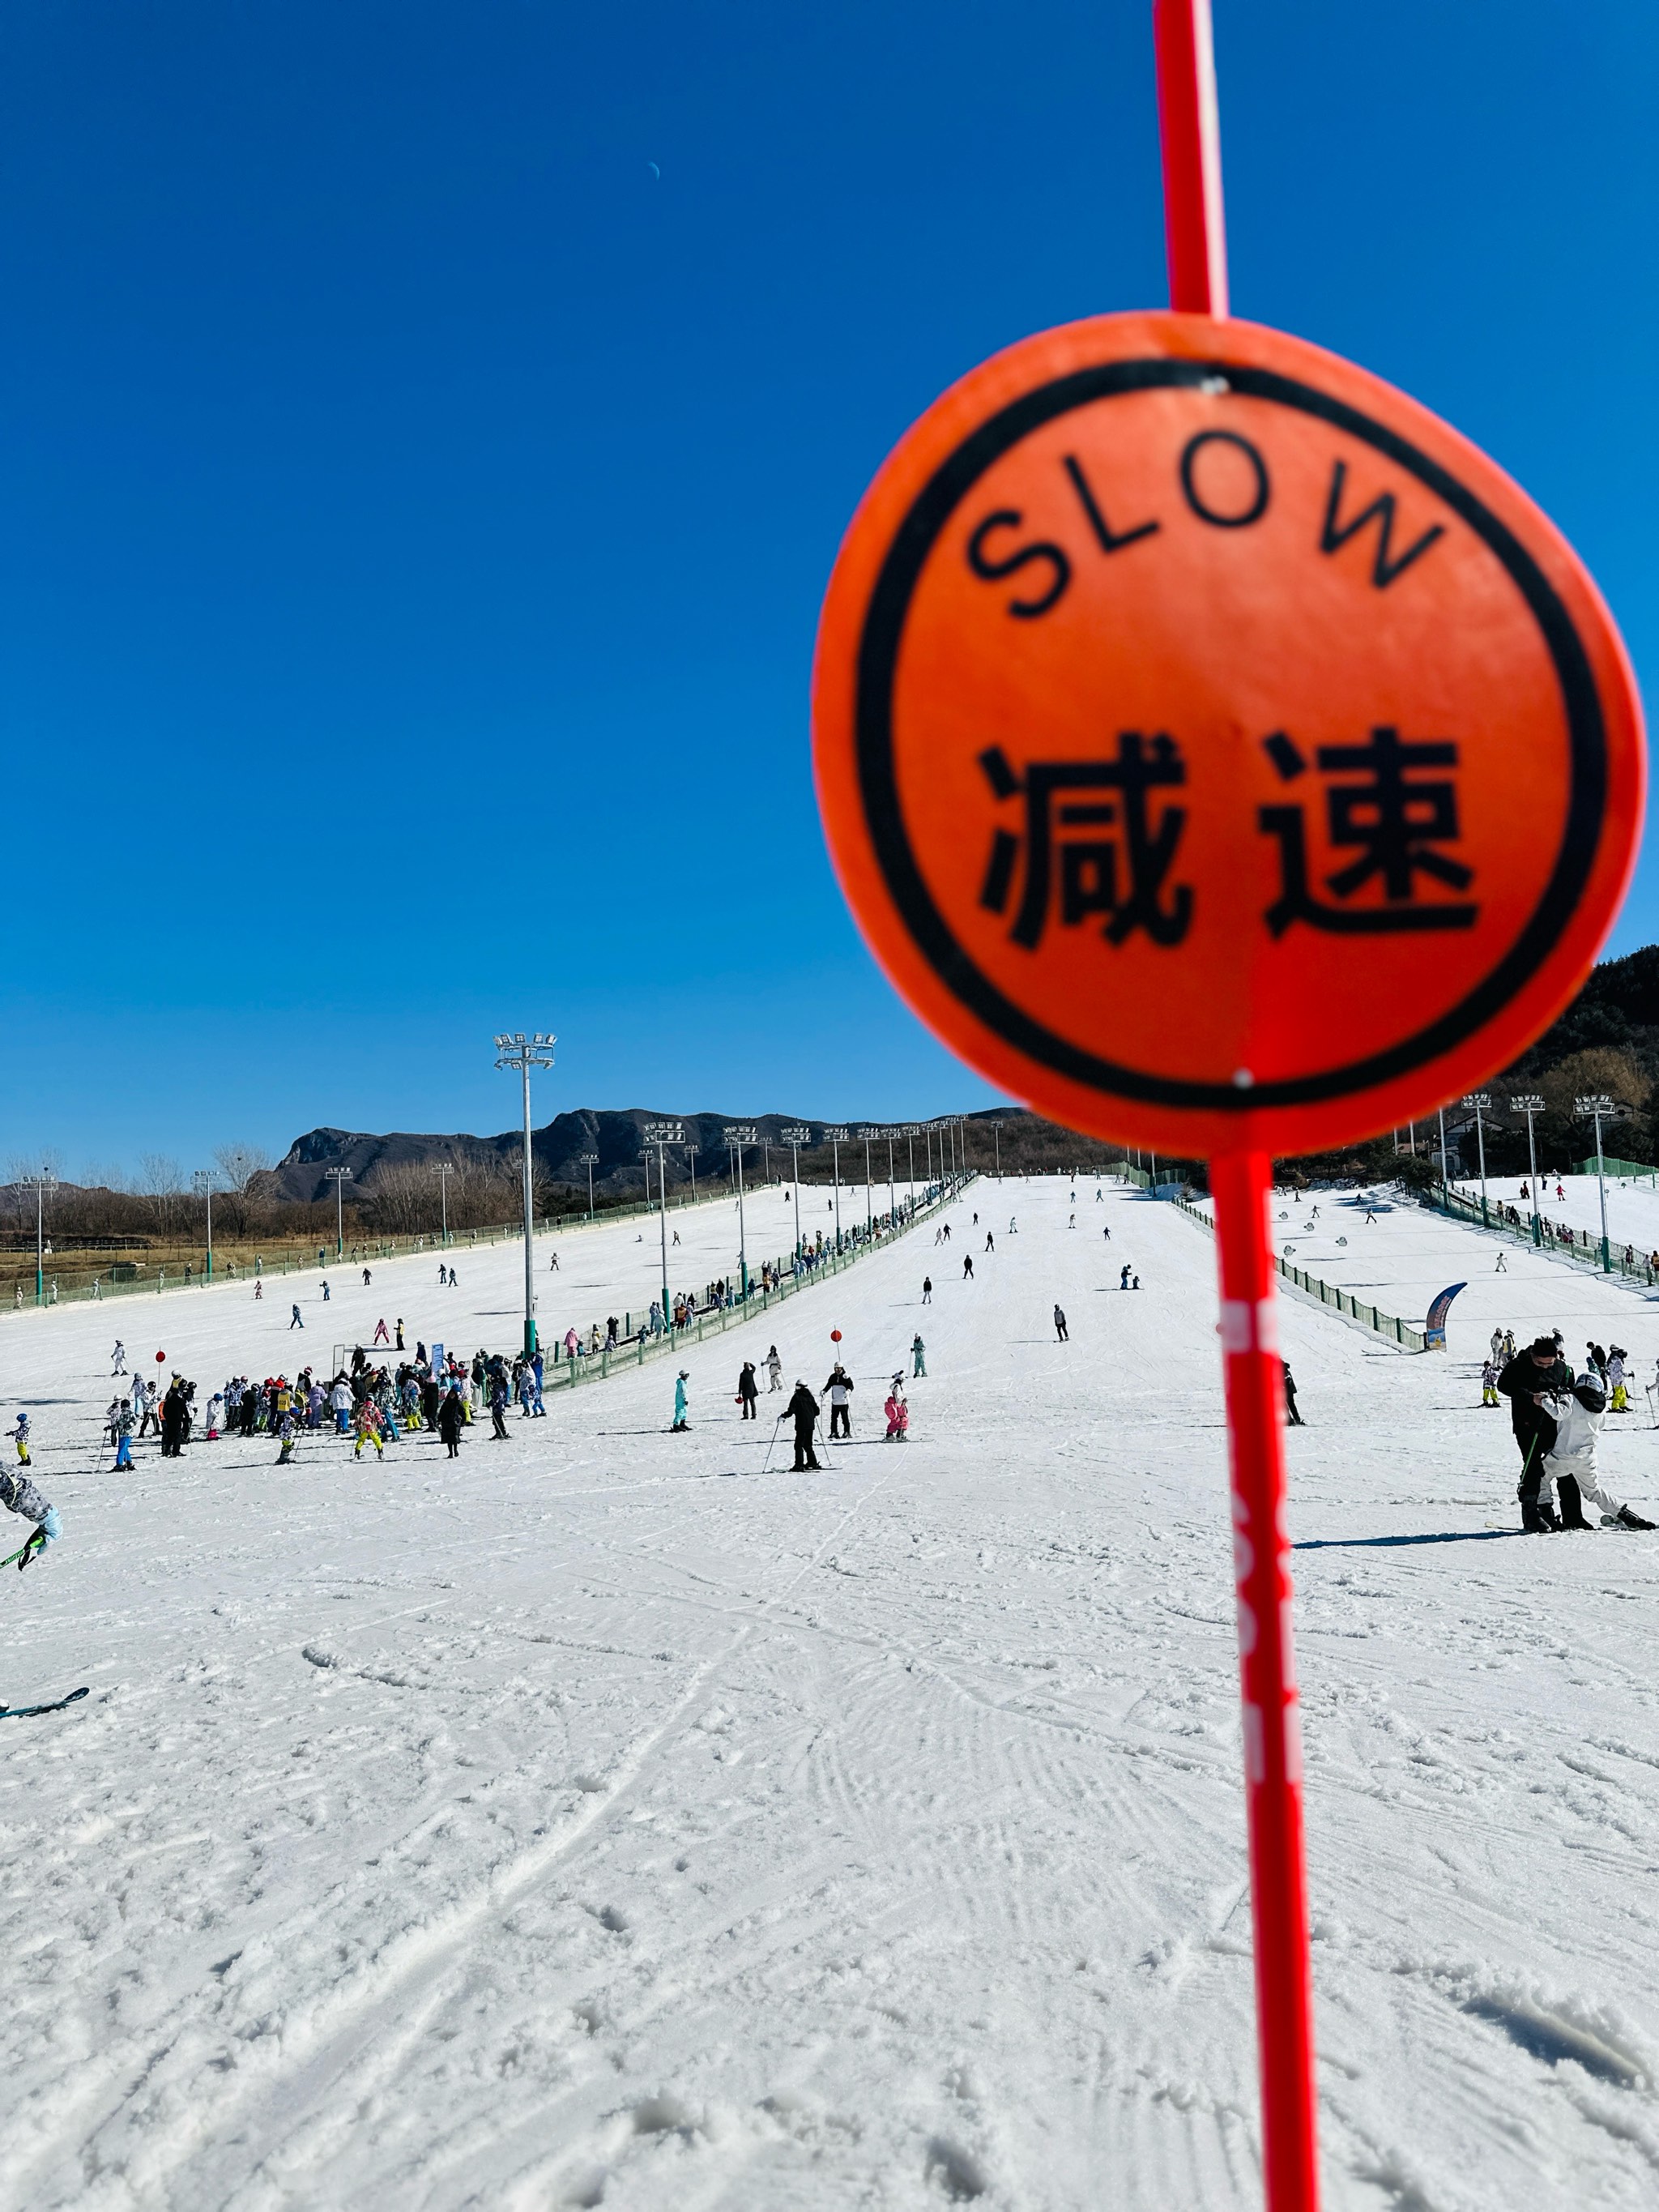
left=1576, top=1096, right=1614, bottom=1270
left=685, top=1143, right=699, bottom=1202
left=860, top=1129, right=876, bottom=1232
left=1461, top=1094, right=1491, bottom=1225
left=906, top=1126, right=916, bottom=1212
left=643, top=1122, right=684, bottom=1330
left=1509, top=1097, right=1545, bottom=1245
left=1437, top=1107, right=1449, bottom=1205
left=192, top=1170, right=215, bottom=1280
left=32, top=1172, right=56, bottom=1306
left=578, top=1151, right=598, bottom=1219
left=781, top=1125, right=812, bottom=1259
left=431, top=1160, right=454, bottom=1245
left=886, top=1133, right=897, bottom=1225
left=495, top=1030, right=557, bottom=1357
left=325, top=1166, right=352, bottom=1260
left=722, top=1125, right=757, bottom=1296
left=825, top=1127, right=848, bottom=1250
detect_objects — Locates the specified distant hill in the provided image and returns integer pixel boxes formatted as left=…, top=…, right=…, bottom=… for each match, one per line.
left=267, top=1105, right=1125, bottom=1212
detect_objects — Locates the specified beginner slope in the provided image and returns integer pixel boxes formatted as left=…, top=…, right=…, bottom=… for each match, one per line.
left=2, top=1178, right=1658, bottom=2209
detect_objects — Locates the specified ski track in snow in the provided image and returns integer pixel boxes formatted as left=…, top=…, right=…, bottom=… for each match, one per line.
left=2, top=1179, right=1659, bottom=2206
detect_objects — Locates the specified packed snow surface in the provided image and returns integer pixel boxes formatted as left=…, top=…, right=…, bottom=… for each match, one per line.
left=4, top=1176, right=1659, bottom=2210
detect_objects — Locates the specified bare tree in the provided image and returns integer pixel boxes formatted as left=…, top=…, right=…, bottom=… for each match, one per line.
left=213, top=1142, right=272, bottom=1192
left=138, top=1154, right=186, bottom=1236
left=211, top=1142, right=273, bottom=1235
left=365, top=1162, right=433, bottom=1234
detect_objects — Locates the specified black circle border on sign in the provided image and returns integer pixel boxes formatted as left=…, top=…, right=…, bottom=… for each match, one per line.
left=853, top=356, right=1607, bottom=1112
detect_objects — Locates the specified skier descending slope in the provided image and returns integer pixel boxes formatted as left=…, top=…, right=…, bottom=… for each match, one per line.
left=0, top=1464, right=59, bottom=1566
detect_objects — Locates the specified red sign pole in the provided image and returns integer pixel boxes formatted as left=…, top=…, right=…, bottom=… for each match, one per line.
left=1211, top=1152, right=1320, bottom=2211
left=1154, top=0, right=1229, bottom=315
left=1155, top=7, right=1320, bottom=2206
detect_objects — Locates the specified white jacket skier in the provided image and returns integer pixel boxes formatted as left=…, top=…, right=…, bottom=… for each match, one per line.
left=1544, top=1374, right=1653, bottom=1530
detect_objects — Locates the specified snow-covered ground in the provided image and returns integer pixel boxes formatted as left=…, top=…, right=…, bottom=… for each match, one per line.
left=5, top=1176, right=1659, bottom=2210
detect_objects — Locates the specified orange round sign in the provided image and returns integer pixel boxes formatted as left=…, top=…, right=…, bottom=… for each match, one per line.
left=813, top=312, right=1645, bottom=1155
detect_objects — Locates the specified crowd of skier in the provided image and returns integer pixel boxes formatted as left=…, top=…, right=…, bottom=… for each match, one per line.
left=12, top=1176, right=1659, bottom=1574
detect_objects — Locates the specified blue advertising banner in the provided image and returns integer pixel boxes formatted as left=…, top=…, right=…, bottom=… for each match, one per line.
left=1423, top=1283, right=1466, bottom=1352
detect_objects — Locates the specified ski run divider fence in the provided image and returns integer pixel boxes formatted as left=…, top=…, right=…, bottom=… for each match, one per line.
left=1115, top=1165, right=1427, bottom=1353
left=527, top=1173, right=974, bottom=1396
left=3, top=1176, right=968, bottom=1317
left=1425, top=1177, right=1659, bottom=1287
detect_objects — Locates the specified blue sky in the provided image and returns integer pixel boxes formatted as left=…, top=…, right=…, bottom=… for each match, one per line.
left=2, top=1, right=1654, bottom=1176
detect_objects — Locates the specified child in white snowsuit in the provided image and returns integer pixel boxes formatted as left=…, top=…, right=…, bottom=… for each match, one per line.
left=1543, top=1373, right=1654, bottom=1530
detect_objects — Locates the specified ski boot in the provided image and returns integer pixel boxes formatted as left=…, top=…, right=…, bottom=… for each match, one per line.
left=1555, top=1475, right=1593, bottom=1530
left=1612, top=1505, right=1657, bottom=1531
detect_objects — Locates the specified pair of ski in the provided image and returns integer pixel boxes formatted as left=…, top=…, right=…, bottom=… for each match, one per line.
left=0, top=1531, right=90, bottom=1716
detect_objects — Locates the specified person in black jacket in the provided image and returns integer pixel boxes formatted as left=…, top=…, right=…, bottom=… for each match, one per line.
left=437, top=1387, right=465, bottom=1458
left=737, top=1361, right=759, bottom=1420
left=1497, top=1336, right=1574, bottom=1531
left=160, top=1379, right=189, bottom=1459
left=786, top=1381, right=821, bottom=1470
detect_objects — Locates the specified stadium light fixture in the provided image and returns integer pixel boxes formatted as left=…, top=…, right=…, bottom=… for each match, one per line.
left=494, top=1031, right=557, bottom=1356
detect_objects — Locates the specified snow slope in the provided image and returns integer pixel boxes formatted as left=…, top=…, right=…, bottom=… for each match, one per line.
left=1454, top=1171, right=1659, bottom=1262
left=3, top=1179, right=1659, bottom=2210
left=1202, top=1183, right=1659, bottom=1370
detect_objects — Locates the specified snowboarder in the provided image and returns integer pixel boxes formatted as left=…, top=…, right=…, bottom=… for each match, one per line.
left=737, top=1361, right=759, bottom=1420
left=786, top=1380, right=821, bottom=1470
left=1498, top=1336, right=1574, bottom=1531
left=912, top=1333, right=926, bottom=1377
left=1054, top=1305, right=1068, bottom=1342
left=1542, top=1369, right=1655, bottom=1529
left=672, top=1372, right=690, bottom=1433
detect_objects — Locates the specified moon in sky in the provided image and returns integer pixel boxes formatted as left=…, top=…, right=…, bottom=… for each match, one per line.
left=647, top=160, right=660, bottom=180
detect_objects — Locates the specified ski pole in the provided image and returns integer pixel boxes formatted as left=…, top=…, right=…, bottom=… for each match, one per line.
left=760, top=1412, right=784, bottom=1477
